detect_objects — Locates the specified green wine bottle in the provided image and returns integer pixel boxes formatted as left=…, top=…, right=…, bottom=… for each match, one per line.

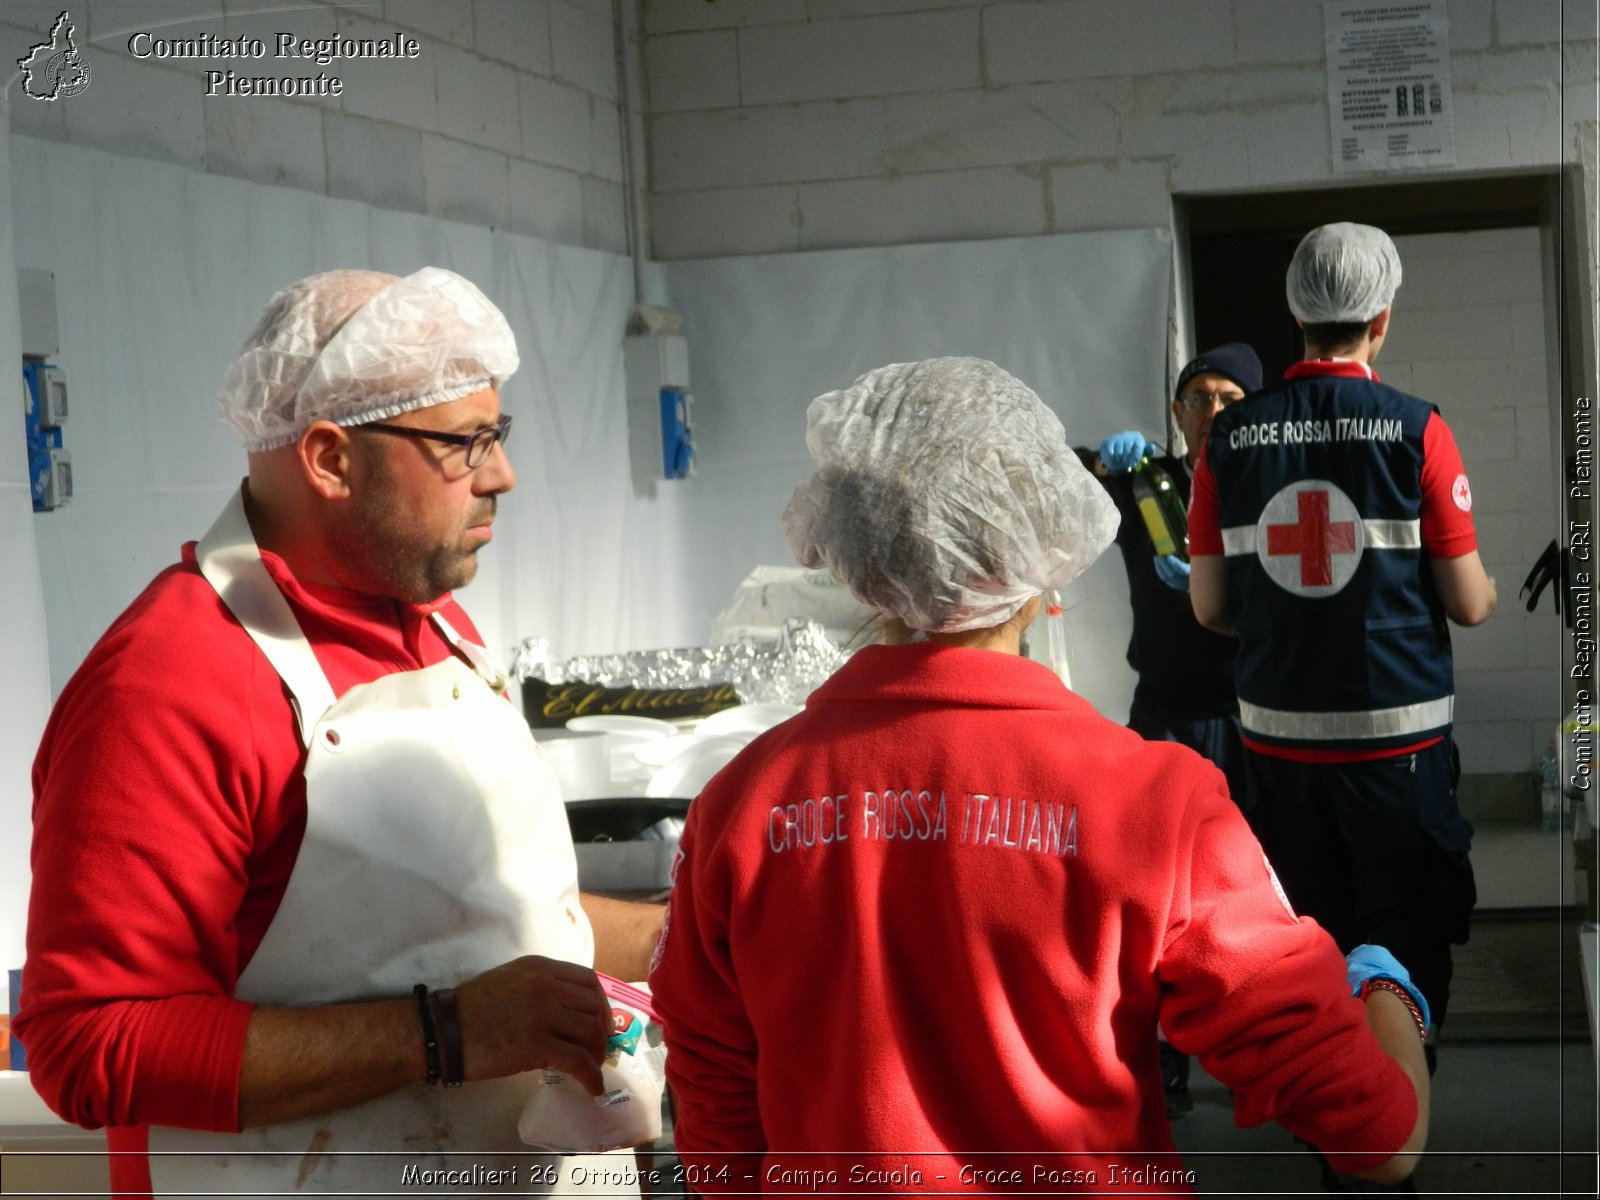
left=1130, top=457, right=1188, bottom=561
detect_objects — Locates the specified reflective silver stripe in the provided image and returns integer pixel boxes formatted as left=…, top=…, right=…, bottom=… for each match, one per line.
left=1240, top=696, right=1454, bottom=741
left=1362, top=519, right=1421, bottom=549
left=1221, top=525, right=1255, bottom=555
left=1221, top=518, right=1422, bottom=556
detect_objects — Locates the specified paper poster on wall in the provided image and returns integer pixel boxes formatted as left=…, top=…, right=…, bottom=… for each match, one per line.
left=1324, top=0, right=1456, bottom=174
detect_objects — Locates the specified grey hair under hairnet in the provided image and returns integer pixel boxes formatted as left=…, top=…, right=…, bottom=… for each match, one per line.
left=781, top=357, right=1119, bottom=634
left=216, top=266, right=520, bottom=451
left=1285, top=222, right=1403, bottom=324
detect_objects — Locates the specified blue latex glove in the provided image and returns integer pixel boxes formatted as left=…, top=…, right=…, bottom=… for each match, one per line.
left=1152, top=553, right=1191, bottom=591
left=1345, top=943, right=1432, bottom=1031
left=1098, top=430, right=1150, bottom=473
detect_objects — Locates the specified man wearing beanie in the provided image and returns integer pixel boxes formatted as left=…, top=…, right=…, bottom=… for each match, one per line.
left=1084, top=341, right=1260, bottom=791
left=1080, top=340, right=1261, bottom=1116
left=1188, top=224, right=1497, bottom=1130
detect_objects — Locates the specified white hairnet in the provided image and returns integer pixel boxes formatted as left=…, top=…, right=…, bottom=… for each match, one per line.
left=1285, top=222, right=1402, bottom=324
left=781, top=357, right=1119, bottom=634
left=217, top=266, right=520, bottom=450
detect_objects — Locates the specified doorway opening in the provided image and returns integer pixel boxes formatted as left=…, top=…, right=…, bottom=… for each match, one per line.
left=1176, top=171, right=1592, bottom=910
left=1180, top=173, right=1557, bottom=381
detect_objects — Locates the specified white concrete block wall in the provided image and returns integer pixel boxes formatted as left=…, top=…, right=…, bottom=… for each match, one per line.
left=739, top=11, right=980, bottom=105
left=520, top=74, right=595, bottom=174
left=642, top=0, right=1597, bottom=259
left=985, top=0, right=1238, bottom=84
left=324, top=110, right=425, bottom=212
left=882, top=79, right=1124, bottom=173
left=422, top=134, right=512, bottom=229
left=509, top=156, right=588, bottom=246
left=1, top=0, right=634, bottom=255
left=435, top=46, right=523, bottom=157
left=473, top=0, right=555, bottom=76
left=203, top=91, right=326, bottom=191
left=797, top=163, right=1044, bottom=248
left=1383, top=228, right=1564, bottom=778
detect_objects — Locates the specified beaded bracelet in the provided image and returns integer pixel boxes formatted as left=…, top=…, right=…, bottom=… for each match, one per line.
left=413, top=984, right=441, bottom=1086
left=432, top=987, right=466, bottom=1087
left=1358, top=977, right=1428, bottom=1042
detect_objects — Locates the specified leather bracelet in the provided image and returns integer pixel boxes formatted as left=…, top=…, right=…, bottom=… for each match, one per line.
left=432, top=987, right=466, bottom=1087
left=1359, top=977, right=1428, bottom=1042
left=413, top=984, right=441, bottom=1086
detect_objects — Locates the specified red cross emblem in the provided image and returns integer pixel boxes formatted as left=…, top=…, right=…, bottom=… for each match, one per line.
left=1266, top=489, right=1357, bottom=586
left=1256, top=480, right=1364, bottom=596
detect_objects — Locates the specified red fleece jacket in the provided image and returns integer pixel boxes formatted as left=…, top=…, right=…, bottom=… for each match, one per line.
left=650, top=643, right=1417, bottom=1194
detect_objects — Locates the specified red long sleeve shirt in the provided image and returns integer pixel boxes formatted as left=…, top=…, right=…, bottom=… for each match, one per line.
left=16, top=542, right=479, bottom=1192
left=650, top=643, right=1417, bottom=1193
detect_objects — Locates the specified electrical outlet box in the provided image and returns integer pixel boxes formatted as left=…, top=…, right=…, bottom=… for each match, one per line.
left=43, top=447, right=71, bottom=508
left=35, top=364, right=67, bottom=426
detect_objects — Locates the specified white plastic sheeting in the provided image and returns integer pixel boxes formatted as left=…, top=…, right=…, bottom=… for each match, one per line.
left=9, top=136, right=683, bottom=693
left=661, top=230, right=1173, bottom=721
left=0, top=110, right=53, bottom=978
left=11, top=140, right=1170, bottom=716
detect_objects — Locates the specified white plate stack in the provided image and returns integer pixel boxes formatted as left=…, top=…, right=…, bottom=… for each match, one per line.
left=562, top=715, right=679, bottom=797
left=538, top=705, right=805, bottom=801
left=628, top=703, right=805, bottom=799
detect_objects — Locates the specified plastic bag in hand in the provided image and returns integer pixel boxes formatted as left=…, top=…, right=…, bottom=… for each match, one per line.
left=517, top=975, right=665, bottom=1153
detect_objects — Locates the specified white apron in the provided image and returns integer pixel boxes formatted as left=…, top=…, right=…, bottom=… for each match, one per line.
left=148, top=489, right=631, bottom=1197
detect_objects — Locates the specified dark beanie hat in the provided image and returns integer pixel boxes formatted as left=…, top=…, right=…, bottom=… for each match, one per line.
left=1174, top=342, right=1263, bottom=400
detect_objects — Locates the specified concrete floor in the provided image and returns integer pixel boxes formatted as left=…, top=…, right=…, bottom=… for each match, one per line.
left=1172, top=1040, right=1596, bottom=1196
left=1171, top=819, right=1598, bottom=1197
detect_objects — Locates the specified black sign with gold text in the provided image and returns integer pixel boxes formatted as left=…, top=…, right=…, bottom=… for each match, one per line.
left=522, top=678, right=741, bottom=727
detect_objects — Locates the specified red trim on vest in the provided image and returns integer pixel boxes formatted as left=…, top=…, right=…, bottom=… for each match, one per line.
left=1284, top=359, right=1380, bottom=382
left=1242, top=733, right=1446, bottom=763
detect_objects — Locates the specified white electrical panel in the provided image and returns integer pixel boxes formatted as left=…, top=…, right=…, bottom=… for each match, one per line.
left=624, top=333, right=695, bottom=489
left=36, top=365, right=67, bottom=425
left=43, top=447, right=71, bottom=508
left=18, top=268, right=60, bottom=359
left=624, top=334, right=689, bottom=396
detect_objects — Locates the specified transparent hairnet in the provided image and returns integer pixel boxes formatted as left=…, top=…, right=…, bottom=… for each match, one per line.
left=217, top=266, right=520, bottom=450
left=1285, top=222, right=1403, bottom=324
left=781, top=357, right=1119, bottom=634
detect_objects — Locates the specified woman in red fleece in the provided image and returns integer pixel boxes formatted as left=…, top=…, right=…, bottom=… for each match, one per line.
left=649, top=357, right=1431, bottom=1195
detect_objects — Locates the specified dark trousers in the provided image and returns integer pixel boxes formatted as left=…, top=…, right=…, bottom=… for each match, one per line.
left=1242, top=738, right=1476, bottom=1028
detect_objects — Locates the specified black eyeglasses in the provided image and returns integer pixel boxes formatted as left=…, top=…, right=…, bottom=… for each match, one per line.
left=359, top=414, right=512, bottom=469
left=1178, top=390, right=1245, bottom=413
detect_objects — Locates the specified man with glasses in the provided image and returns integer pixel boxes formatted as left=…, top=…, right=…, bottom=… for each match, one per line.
left=1189, top=224, right=1496, bottom=1102
left=1076, top=341, right=1260, bottom=1116
left=1081, top=342, right=1260, bottom=790
left=16, top=268, right=663, bottom=1197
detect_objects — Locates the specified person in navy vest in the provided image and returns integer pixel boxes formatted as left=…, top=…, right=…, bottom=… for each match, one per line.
left=1188, top=224, right=1497, bottom=1058
left=1078, top=342, right=1262, bottom=1116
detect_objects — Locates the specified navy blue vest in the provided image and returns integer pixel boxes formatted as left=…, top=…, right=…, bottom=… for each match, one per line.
left=1204, top=372, right=1453, bottom=753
